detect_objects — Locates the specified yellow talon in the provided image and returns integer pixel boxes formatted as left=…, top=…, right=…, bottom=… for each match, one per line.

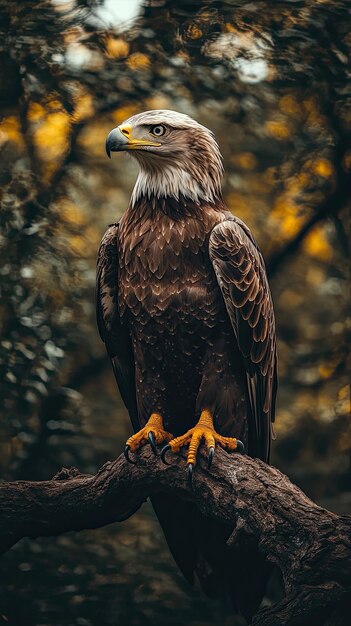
left=166, top=409, right=242, bottom=469
left=126, top=413, right=172, bottom=453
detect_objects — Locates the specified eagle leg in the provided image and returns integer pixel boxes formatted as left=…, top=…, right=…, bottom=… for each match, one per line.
left=124, top=413, right=173, bottom=463
left=160, top=409, right=244, bottom=478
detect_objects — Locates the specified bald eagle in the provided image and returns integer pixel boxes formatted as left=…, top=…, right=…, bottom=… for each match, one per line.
left=98, top=110, right=278, bottom=619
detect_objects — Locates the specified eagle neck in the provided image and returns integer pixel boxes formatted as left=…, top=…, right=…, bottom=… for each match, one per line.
left=130, top=154, right=223, bottom=208
left=127, top=194, right=226, bottom=223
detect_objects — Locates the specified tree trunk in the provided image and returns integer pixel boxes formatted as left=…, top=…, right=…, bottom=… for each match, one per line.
left=0, top=447, right=350, bottom=625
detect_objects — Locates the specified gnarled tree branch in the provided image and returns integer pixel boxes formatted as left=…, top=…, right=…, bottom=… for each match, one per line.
left=0, top=448, right=350, bottom=626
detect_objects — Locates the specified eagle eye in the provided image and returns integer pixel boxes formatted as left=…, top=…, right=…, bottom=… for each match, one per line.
left=150, top=125, right=166, bottom=137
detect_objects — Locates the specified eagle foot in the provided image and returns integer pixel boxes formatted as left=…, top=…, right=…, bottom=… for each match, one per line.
left=160, top=409, right=244, bottom=480
left=124, top=413, right=173, bottom=463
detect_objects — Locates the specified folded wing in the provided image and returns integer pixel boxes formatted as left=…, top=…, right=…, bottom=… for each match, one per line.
left=96, top=224, right=138, bottom=430
left=209, top=218, right=278, bottom=462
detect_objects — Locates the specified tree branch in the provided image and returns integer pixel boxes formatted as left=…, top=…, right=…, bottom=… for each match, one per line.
left=267, top=183, right=348, bottom=278
left=1, top=448, right=350, bottom=625
left=267, top=99, right=350, bottom=278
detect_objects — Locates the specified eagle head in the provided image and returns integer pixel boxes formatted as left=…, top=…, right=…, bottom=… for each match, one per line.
left=105, top=109, right=223, bottom=206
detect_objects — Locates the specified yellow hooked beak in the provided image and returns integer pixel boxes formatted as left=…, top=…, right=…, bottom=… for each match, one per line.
left=106, top=124, right=161, bottom=157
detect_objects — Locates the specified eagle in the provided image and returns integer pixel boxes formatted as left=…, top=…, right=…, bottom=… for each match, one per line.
left=98, top=109, right=278, bottom=619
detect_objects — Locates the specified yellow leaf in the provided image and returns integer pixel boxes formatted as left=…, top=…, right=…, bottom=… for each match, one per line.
left=28, top=102, right=46, bottom=122
left=318, top=364, right=335, bottom=379
left=69, top=235, right=86, bottom=255
left=78, top=120, right=112, bottom=157
left=265, top=120, right=290, bottom=140
left=0, top=116, right=24, bottom=148
left=112, top=105, right=140, bottom=125
left=281, top=213, right=304, bottom=237
left=271, top=198, right=304, bottom=238
left=313, top=159, right=334, bottom=178
left=72, top=92, right=94, bottom=122
left=126, top=53, right=150, bottom=70
left=105, top=37, right=129, bottom=59
left=266, top=120, right=290, bottom=140
left=145, top=95, right=171, bottom=110
left=33, top=111, right=70, bottom=160
left=85, top=225, right=101, bottom=247
left=47, top=99, right=63, bottom=112
left=303, top=226, right=332, bottom=260
left=61, top=201, right=86, bottom=226
left=225, top=23, right=237, bottom=33
left=279, top=94, right=301, bottom=118
left=230, top=152, right=257, bottom=170
left=286, top=171, right=310, bottom=194
left=226, top=192, right=252, bottom=220
left=41, top=161, right=60, bottom=185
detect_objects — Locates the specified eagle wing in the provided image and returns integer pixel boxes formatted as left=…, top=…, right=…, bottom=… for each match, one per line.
left=96, top=224, right=138, bottom=430
left=209, top=218, right=277, bottom=462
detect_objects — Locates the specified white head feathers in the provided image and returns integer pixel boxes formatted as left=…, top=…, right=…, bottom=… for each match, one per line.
left=118, top=110, right=224, bottom=206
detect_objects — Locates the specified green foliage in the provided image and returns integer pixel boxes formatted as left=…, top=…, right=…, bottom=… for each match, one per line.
left=0, top=169, right=88, bottom=475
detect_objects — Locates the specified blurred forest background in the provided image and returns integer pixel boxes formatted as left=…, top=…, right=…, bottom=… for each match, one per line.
left=0, top=0, right=350, bottom=625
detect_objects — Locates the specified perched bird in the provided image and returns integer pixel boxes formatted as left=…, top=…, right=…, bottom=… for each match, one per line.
left=98, top=110, right=278, bottom=619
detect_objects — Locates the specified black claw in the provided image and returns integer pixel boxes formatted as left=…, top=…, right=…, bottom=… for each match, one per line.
left=236, top=440, right=245, bottom=454
left=148, top=431, right=158, bottom=455
left=160, top=444, right=171, bottom=465
left=208, top=446, right=215, bottom=469
left=187, top=463, right=193, bottom=484
left=124, top=445, right=136, bottom=464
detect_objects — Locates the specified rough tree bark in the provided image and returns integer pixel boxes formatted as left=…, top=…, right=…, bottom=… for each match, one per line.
left=0, top=447, right=350, bottom=626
